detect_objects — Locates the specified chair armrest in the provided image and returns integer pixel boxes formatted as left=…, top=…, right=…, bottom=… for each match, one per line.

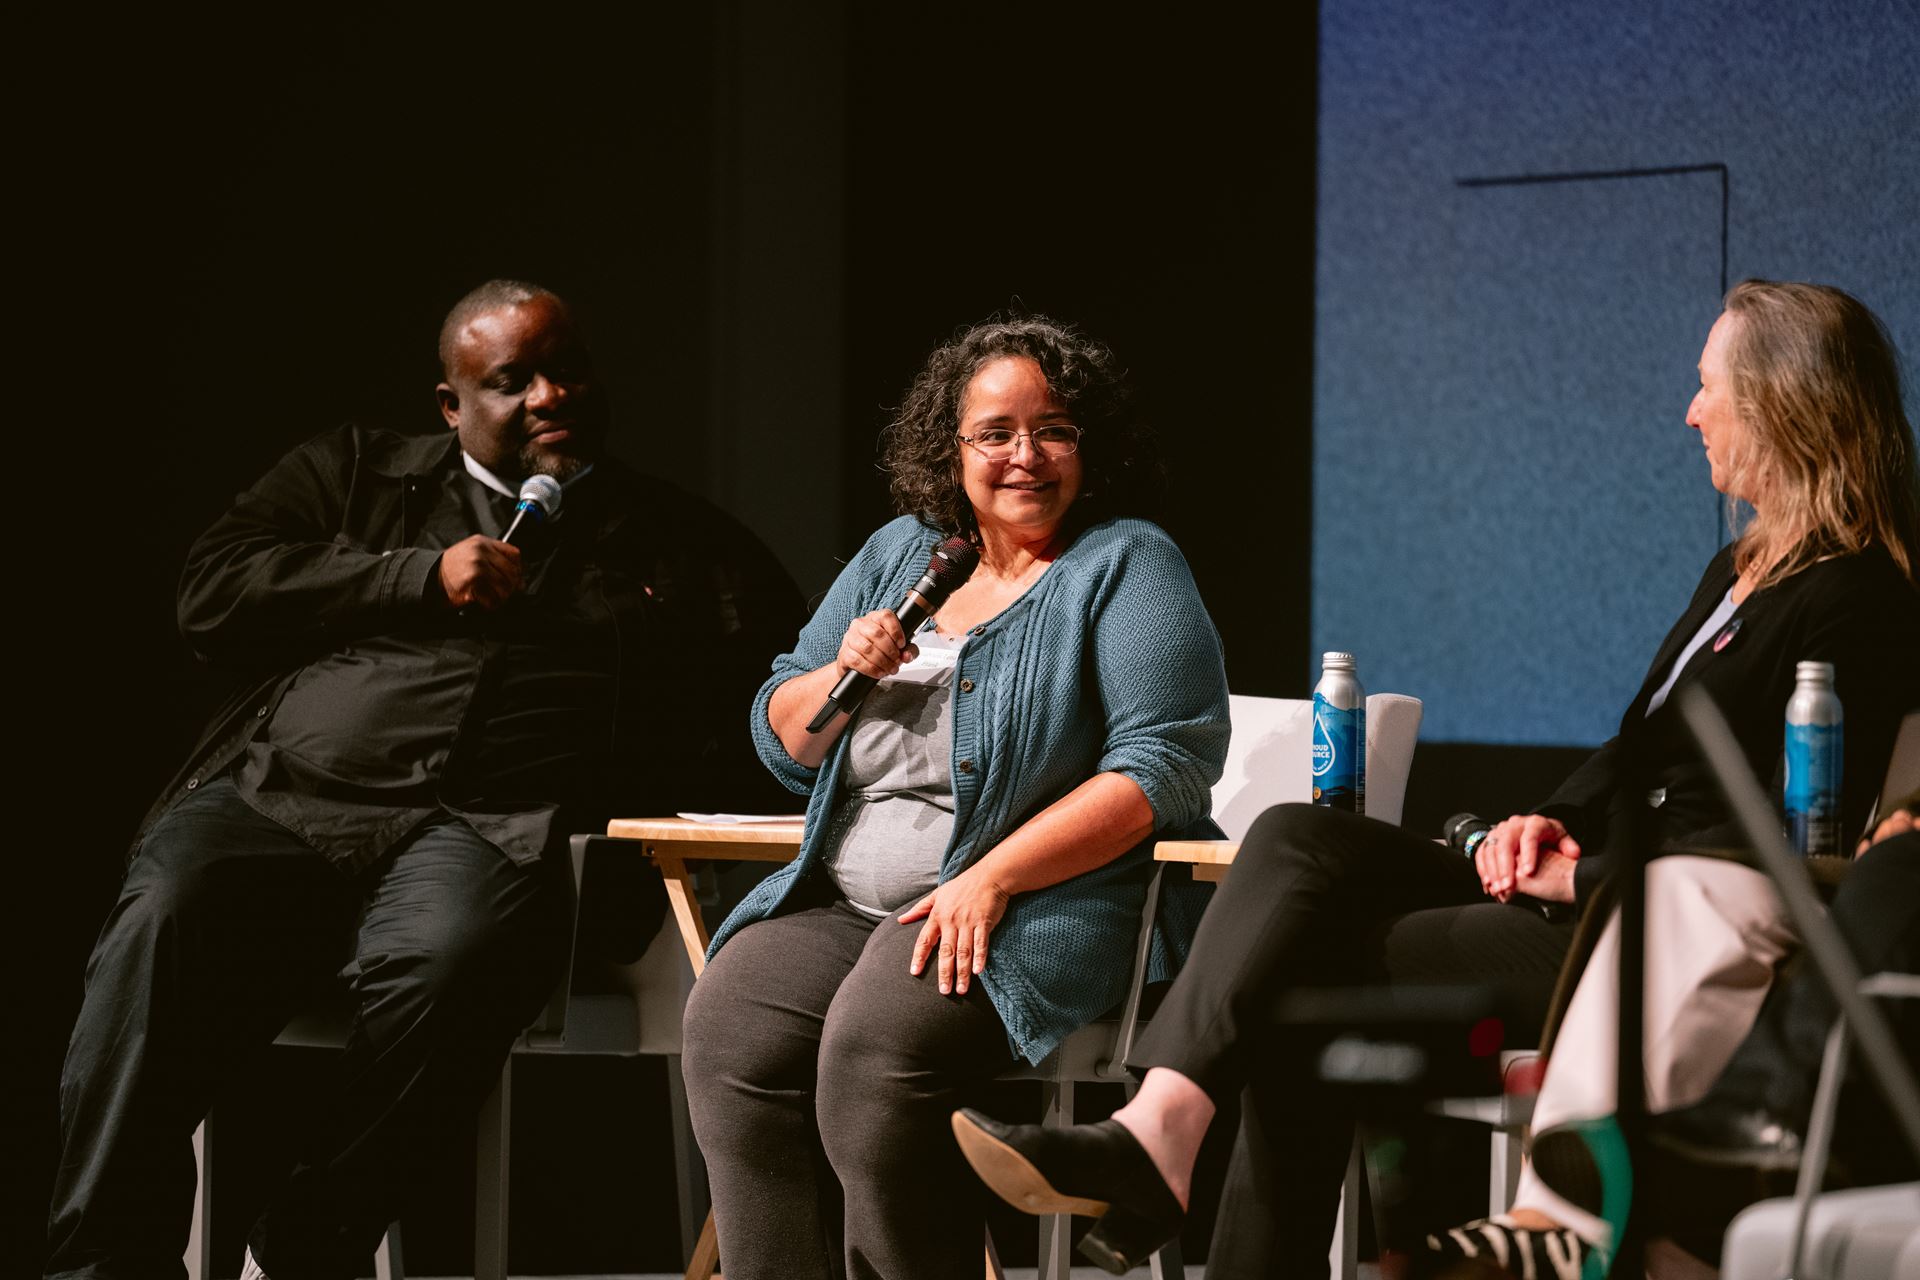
left=1787, top=970, right=1920, bottom=1275
left=519, top=836, right=592, bottom=1048
left=1103, top=863, right=1167, bottom=1079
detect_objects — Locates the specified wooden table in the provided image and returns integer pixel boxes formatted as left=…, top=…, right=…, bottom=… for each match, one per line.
left=604, top=817, right=804, bottom=977
left=600, top=818, right=805, bottom=1280
left=1155, top=838, right=1240, bottom=882
left=609, top=818, right=1246, bottom=961
left=605, top=818, right=1247, bottom=970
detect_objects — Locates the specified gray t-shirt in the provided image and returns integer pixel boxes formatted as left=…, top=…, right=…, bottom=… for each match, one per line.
left=822, top=630, right=964, bottom=916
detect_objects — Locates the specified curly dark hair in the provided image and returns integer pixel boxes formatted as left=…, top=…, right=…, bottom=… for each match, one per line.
left=880, top=315, right=1164, bottom=537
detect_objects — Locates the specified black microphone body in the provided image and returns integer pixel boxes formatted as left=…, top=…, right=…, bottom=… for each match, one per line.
left=1444, top=811, right=1571, bottom=921
left=807, top=537, right=979, bottom=732
left=811, top=589, right=940, bottom=726
left=1443, top=812, right=1493, bottom=859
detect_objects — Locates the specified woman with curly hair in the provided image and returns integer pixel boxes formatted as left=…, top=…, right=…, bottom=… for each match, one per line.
left=1416, top=284, right=1920, bottom=1276
left=681, top=315, right=1230, bottom=1280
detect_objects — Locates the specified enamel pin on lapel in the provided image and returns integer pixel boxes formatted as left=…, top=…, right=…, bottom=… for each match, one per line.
left=1712, top=618, right=1742, bottom=653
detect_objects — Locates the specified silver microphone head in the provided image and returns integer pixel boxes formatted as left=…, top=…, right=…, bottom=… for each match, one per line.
left=516, top=474, right=564, bottom=522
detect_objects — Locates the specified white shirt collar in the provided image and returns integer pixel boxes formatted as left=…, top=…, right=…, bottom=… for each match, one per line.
left=461, top=451, right=595, bottom=507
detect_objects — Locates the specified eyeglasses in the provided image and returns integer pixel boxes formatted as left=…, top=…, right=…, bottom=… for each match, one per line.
left=955, top=425, right=1082, bottom=459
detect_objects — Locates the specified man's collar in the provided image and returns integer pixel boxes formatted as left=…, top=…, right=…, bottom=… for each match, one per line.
left=461, top=451, right=596, bottom=507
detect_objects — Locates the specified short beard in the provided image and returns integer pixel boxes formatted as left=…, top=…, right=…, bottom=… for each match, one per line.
left=520, top=446, right=591, bottom=483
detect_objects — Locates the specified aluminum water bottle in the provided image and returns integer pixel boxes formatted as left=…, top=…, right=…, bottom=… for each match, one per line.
left=1312, top=652, right=1366, bottom=813
left=1784, top=660, right=1844, bottom=857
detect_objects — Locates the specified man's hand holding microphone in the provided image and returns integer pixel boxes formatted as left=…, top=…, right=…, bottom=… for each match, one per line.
left=430, top=474, right=562, bottom=612
left=435, top=536, right=523, bottom=611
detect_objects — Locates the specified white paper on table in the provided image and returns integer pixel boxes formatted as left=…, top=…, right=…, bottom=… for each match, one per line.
left=675, top=812, right=807, bottom=824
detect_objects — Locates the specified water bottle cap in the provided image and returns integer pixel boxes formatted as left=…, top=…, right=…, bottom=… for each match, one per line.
left=1322, top=651, right=1356, bottom=669
left=1795, top=660, right=1835, bottom=683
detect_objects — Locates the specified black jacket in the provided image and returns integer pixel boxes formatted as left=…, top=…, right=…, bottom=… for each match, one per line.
left=137, top=423, right=804, bottom=859
left=1537, top=542, right=1920, bottom=907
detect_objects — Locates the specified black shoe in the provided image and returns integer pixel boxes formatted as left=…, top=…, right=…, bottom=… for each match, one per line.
left=1527, top=1121, right=1618, bottom=1218
left=1646, top=1100, right=1812, bottom=1263
left=951, top=1108, right=1183, bottom=1275
left=1532, top=1108, right=1801, bottom=1268
left=1648, top=1098, right=1804, bottom=1171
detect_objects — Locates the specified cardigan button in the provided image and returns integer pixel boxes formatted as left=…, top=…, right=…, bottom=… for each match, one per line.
left=970, top=625, right=985, bottom=636
left=957, top=759, right=975, bottom=775
left=959, top=678, right=974, bottom=693
left=186, top=778, right=200, bottom=790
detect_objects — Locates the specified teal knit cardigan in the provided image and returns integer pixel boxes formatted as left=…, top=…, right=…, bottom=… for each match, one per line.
left=711, top=514, right=1230, bottom=1065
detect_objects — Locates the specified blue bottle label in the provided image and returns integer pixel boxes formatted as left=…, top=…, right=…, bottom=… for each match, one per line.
left=1784, top=721, right=1843, bottom=856
left=1312, top=696, right=1366, bottom=813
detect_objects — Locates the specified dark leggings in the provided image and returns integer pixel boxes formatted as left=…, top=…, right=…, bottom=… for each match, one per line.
left=681, top=879, right=1018, bottom=1280
left=1130, top=803, right=1575, bottom=1279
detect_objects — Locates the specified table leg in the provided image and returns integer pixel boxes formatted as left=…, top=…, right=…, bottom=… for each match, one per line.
left=685, top=1208, right=721, bottom=1280
left=652, top=850, right=711, bottom=977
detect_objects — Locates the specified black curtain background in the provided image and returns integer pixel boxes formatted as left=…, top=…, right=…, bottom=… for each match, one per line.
left=838, top=8, right=1317, bottom=683
left=25, top=14, right=732, bottom=1276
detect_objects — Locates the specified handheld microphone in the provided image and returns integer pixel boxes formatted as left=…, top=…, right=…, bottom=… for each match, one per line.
left=1446, top=812, right=1573, bottom=921
left=1443, top=813, right=1494, bottom=860
left=454, top=475, right=564, bottom=620
left=501, top=474, right=563, bottom=544
left=806, top=536, right=980, bottom=733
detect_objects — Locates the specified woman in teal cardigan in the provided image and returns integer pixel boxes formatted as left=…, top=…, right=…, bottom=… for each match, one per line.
left=682, top=316, right=1230, bottom=1280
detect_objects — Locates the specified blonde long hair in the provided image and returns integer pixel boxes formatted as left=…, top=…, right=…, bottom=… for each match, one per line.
left=1720, top=280, right=1919, bottom=588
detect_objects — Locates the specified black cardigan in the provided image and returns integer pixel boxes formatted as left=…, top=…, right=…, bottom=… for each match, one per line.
left=1535, top=543, right=1920, bottom=907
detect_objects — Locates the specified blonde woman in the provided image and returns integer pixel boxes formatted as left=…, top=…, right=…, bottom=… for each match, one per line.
left=1424, top=279, right=1920, bottom=1276
left=957, top=282, right=1920, bottom=1278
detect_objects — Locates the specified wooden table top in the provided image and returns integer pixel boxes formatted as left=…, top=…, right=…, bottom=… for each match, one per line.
left=603, top=818, right=1242, bottom=870
left=605, top=816, right=805, bottom=859
left=1154, top=839, right=1241, bottom=865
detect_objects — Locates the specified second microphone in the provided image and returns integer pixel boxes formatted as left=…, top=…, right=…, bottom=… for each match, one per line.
left=806, top=535, right=981, bottom=732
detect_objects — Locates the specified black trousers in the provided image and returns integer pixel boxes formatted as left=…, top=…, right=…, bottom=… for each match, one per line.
left=1129, top=803, right=1575, bottom=1279
left=681, top=877, right=1019, bottom=1280
left=46, top=775, right=566, bottom=1280
left=1712, top=829, right=1920, bottom=1181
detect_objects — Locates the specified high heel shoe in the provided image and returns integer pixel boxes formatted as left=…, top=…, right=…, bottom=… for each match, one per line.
left=951, top=1108, right=1183, bottom=1275
left=1536, top=1111, right=1804, bottom=1265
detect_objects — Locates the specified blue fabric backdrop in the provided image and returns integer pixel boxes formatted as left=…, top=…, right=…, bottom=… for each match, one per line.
left=1313, top=0, right=1920, bottom=744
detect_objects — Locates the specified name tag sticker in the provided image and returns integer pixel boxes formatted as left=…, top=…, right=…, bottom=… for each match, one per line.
left=882, top=631, right=967, bottom=687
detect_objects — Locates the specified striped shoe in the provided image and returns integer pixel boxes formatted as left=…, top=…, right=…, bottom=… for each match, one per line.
left=1422, top=1214, right=1592, bottom=1280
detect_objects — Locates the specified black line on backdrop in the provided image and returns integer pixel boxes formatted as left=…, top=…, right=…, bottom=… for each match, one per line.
left=1456, top=162, right=1731, bottom=541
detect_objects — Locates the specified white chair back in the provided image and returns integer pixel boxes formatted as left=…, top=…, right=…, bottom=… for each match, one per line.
left=1211, top=693, right=1424, bottom=839
left=1365, top=694, right=1424, bottom=827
